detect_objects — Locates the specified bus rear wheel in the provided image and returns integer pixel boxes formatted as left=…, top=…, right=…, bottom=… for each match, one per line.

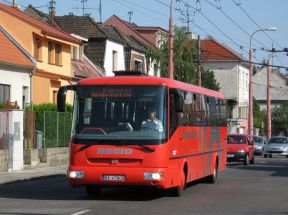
left=206, top=161, right=218, bottom=184
left=85, top=185, right=102, bottom=197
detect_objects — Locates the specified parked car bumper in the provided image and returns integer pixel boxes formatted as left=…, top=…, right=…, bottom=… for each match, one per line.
left=263, top=150, right=288, bottom=156
left=227, top=151, right=247, bottom=162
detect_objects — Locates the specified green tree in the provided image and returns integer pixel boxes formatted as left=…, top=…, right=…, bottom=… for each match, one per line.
left=150, top=26, right=219, bottom=91
left=272, top=102, right=288, bottom=136
left=253, top=98, right=261, bottom=128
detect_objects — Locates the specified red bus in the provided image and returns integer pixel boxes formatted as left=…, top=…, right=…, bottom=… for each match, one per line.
left=57, top=72, right=227, bottom=197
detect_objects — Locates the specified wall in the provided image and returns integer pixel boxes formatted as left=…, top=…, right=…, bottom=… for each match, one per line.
left=104, top=40, right=125, bottom=76
left=0, top=67, right=31, bottom=109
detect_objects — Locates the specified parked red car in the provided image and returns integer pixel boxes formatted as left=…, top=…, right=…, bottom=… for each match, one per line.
left=227, top=134, right=255, bottom=165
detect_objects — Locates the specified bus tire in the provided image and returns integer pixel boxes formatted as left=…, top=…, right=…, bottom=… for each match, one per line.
left=169, top=169, right=186, bottom=197
left=85, top=185, right=101, bottom=197
left=206, top=159, right=218, bottom=184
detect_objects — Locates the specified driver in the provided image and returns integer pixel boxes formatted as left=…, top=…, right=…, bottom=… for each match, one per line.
left=141, top=107, right=163, bottom=132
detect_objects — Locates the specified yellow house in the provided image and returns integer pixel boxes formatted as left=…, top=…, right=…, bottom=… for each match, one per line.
left=0, top=3, right=81, bottom=104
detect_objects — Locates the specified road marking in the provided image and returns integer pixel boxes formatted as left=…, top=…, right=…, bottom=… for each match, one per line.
left=70, top=209, right=91, bottom=215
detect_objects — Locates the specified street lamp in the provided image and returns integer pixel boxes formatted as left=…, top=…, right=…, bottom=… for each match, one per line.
left=168, top=0, right=174, bottom=79
left=248, top=27, right=276, bottom=136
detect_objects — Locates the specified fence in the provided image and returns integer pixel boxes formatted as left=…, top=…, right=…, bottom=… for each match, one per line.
left=24, top=110, right=72, bottom=149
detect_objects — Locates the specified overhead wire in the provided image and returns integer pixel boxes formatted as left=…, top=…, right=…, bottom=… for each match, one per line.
left=232, top=0, right=286, bottom=68
left=111, top=0, right=168, bottom=27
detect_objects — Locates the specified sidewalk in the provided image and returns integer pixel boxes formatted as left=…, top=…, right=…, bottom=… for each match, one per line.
left=0, top=165, right=67, bottom=185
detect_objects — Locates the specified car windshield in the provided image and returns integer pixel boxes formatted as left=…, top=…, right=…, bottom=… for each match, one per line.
left=72, top=85, right=167, bottom=144
left=253, top=136, right=263, bottom=143
left=269, top=137, right=288, bottom=144
left=227, top=135, right=246, bottom=144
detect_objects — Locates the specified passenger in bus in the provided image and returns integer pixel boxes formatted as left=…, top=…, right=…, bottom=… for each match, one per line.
left=141, top=108, right=164, bottom=132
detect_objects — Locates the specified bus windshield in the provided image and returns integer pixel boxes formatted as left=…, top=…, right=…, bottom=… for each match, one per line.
left=72, top=85, right=167, bottom=144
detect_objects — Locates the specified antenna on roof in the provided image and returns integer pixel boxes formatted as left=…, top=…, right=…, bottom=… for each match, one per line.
left=99, top=0, right=102, bottom=22
left=79, top=0, right=94, bottom=17
left=49, top=0, right=56, bottom=18
left=128, top=11, right=133, bottom=24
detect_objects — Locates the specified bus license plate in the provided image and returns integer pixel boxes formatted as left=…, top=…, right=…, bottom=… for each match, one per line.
left=102, top=175, right=126, bottom=181
left=227, top=154, right=234, bottom=158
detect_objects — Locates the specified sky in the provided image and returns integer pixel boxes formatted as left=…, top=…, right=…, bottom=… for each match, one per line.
left=2, top=0, right=288, bottom=73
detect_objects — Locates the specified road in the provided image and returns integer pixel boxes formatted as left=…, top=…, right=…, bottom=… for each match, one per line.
left=0, top=156, right=287, bottom=215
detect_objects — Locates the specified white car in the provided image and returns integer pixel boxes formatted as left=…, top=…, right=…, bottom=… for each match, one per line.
left=263, top=136, right=288, bottom=158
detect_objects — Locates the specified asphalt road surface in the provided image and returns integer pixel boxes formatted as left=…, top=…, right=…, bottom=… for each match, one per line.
left=0, top=156, right=287, bottom=215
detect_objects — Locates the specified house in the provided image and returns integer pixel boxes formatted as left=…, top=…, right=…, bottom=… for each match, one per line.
left=105, top=15, right=166, bottom=76
left=70, top=33, right=104, bottom=82
left=253, top=66, right=288, bottom=110
left=0, top=2, right=82, bottom=104
left=201, top=38, right=249, bottom=134
left=0, top=26, right=35, bottom=109
left=0, top=26, right=37, bottom=171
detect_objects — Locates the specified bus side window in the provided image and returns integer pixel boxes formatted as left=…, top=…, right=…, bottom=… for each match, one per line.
left=169, top=93, right=178, bottom=136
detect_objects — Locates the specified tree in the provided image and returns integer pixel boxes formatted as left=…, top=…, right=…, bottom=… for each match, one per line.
left=272, top=102, right=288, bottom=136
left=150, top=26, right=220, bottom=91
left=253, top=98, right=261, bottom=128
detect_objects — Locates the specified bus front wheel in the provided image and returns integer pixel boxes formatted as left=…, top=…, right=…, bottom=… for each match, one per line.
left=169, top=169, right=186, bottom=197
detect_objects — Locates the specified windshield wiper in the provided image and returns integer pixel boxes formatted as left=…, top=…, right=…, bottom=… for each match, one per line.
left=78, top=140, right=107, bottom=151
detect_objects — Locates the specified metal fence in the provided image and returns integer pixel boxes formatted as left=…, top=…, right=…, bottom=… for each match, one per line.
left=24, top=110, right=72, bottom=149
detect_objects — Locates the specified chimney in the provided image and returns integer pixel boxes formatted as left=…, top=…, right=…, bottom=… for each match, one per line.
left=187, top=32, right=196, bottom=40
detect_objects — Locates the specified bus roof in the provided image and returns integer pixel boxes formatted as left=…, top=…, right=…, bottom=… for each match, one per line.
left=78, top=75, right=225, bottom=99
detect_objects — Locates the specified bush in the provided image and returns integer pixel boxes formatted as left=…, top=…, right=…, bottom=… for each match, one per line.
left=25, top=103, right=72, bottom=148
left=25, top=103, right=72, bottom=112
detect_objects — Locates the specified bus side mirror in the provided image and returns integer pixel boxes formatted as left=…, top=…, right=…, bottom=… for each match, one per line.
left=57, top=85, right=76, bottom=112
left=170, top=89, right=184, bottom=113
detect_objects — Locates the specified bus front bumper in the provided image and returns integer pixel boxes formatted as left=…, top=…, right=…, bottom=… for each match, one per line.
left=67, top=166, right=171, bottom=189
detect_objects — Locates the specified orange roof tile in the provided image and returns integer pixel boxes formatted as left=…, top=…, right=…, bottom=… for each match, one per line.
left=0, top=3, right=80, bottom=44
left=0, top=30, right=33, bottom=67
left=201, top=39, right=243, bottom=61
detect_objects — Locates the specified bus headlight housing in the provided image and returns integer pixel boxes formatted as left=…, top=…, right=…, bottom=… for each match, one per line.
left=68, top=170, right=84, bottom=179
left=144, top=172, right=163, bottom=180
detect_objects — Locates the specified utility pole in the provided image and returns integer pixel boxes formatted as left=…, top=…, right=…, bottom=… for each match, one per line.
left=128, top=11, right=133, bottom=24
left=99, top=0, right=102, bottom=22
left=12, top=0, right=16, bottom=6
left=168, top=0, right=174, bottom=79
left=197, top=35, right=201, bottom=86
left=266, top=59, right=271, bottom=139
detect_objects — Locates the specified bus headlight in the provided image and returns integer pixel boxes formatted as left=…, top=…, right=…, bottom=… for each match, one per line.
left=68, top=171, right=84, bottom=179
left=144, top=172, right=163, bottom=180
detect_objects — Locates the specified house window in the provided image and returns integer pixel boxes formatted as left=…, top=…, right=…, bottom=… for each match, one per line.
left=48, top=41, right=55, bottom=64
left=33, top=37, right=42, bottom=61
left=238, top=106, right=248, bottom=119
left=135, top=60, right=143, bottom=72
left=55, top=43, right=62, bottom=66
left=0, top=84, right=10, bottom=102
left=112, top=50, right=118, bottom=71
left=22, top=86, right=29, bottom=108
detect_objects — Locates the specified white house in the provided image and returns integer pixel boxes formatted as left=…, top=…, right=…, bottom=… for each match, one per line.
left=0, top=26, right=35, bottom=171
left=201, top=38, right=249, bottom=134
left=0, top=26, right=35, bottom=109
left=253, top=66, right=288, bottom=110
